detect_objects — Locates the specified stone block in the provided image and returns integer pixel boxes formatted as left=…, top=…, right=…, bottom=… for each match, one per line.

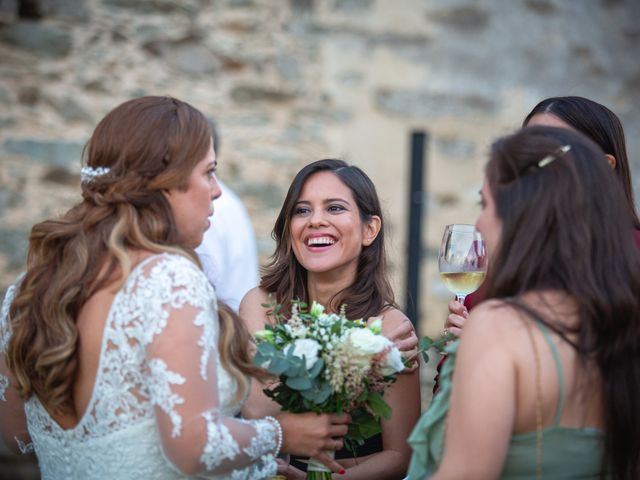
left=428, top=5, right=490, bottom=33
left=0, top=227, right=28, bottom=270
left=435, top=136, right=476, bottom=159
left=4, top=138, right=84, bottom=168
left=0, top=84, right=13, bottom=104
left=1, top=21, right=72, bottom=57
left=0, top=187, right=23, bottom=212
left=231, top=85, right=296, bottom=103
left=102, top=0, right=198, bottom=15
left=0, top=117, right=15, bottom=128
left=41, top=166, right=79, bottom=185
left=289, top=0, right=313, bottom=15
left=333, top=0, right=373, bottom=13
left=166, top=43, right=221, bottom=75
left=17, top=85, right=40, bottom=106
left=376, top=89, right=497, bottom=118
left=276, top=54, right=301, bottom=83
left=292, top=107, right=352, bottom=123
left=227, top=0, right=254, bottom=6
left=525, top=0, right=557, bottom=15
left=47, top=95, right=94, bottom=123
left=308, top=23, right=431, bottom=50
left=222, top=112, right=272, bottom=127
left=237, top=182, right=285, bottom=209
left=40, top=0, right=91, bottom=20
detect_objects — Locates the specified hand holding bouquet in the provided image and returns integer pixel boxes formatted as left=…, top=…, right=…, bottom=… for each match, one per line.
left=254, top=301, right=406, bottom=479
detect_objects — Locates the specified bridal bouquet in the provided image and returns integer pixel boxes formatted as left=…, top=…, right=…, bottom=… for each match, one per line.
left=253, top=301, right=406, bottom=479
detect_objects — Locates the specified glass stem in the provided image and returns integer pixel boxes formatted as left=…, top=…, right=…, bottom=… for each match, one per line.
left=456, top=294, right=466, bottom=305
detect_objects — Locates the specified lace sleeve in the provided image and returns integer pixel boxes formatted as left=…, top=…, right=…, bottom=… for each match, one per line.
left=139, top=255, right=277, bottom=478
left=0, top=275, right=34, bottom=455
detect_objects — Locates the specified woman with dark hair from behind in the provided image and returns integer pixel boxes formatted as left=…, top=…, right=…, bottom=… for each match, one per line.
left=241, top=159, right=421, bottom=479
left=408, top=126, right=640, bottom=479
left=0, top=96, right=349, bottom=478
left=445, top=95, right=640, bottom=336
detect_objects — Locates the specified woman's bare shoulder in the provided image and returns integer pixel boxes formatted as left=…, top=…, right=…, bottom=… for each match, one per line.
left=241, top=286, right=271, bottom=305
left=463, top=298, right=534, bottom=350
left=239, top=287, right=273, bottom=331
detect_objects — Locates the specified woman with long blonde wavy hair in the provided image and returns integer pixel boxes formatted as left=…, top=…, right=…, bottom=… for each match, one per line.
left=0, top=96, right=349, bottom=479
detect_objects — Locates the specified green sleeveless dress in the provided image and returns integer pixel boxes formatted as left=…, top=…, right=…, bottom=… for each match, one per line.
left=407, top=322, right=603, bottom=479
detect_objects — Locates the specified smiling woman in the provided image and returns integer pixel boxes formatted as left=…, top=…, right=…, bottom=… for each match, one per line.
left=289, top=170, right=381, bottom=280
left=252, top=159, right=390, bottom=321
left=240, top=159, right=421, bottom=480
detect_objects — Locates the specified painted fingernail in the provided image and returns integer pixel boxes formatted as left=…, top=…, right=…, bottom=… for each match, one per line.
left=339, top=469, right=346, bottom=475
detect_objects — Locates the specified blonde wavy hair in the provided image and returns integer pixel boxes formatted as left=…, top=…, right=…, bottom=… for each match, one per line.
left=7, top=96, right=264, bottom=414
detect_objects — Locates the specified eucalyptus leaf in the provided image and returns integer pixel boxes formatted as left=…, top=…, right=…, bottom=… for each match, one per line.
left=308, top=358, right=324, bottom=378
left=269, top=355, right=290, bottom=375
left=253, top=351, right=268, bottom=367
left=286, top=375, right=313, bottom=391
left=300, top=380, right=331, bottom=404
left=285, top=357, right=305, bottom=377
left=257, top=342, right=276, bottom=355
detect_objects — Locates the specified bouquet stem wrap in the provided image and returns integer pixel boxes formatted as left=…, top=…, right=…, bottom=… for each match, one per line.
left=307, top=450, right=334, bottom=480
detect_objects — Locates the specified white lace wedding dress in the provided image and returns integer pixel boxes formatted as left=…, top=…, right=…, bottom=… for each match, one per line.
left=0, top=253, right=277, bottom=479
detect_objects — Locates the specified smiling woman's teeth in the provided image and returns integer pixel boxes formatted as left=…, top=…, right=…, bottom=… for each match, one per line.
left=307, top=236, right=335, bottom=246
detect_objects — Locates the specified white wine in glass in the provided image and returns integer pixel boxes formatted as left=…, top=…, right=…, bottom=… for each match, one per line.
left=439, top=224, right=487, bottom=304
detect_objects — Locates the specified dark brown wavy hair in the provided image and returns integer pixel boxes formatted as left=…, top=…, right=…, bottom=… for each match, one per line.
left=7, top=96, right=262, bottom=414
left=484, top=126, right=640, bottom=480
left=260, top=159, right=395, bottom=320
left=524, top=96, right=640, bottom=229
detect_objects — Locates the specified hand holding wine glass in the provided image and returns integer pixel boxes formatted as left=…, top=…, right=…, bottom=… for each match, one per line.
left=439, top=224, right=487, bottom=306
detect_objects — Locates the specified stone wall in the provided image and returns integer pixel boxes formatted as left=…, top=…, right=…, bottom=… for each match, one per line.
left=1, top=0, right=639, bottom=339
left=0, top=0, right=638, bottom=474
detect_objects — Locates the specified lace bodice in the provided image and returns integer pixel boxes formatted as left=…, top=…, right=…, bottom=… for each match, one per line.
left=0, top=254, right=277, bottom=479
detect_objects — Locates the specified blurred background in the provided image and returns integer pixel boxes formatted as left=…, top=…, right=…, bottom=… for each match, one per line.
left=0, top=0, right=638, bottom=476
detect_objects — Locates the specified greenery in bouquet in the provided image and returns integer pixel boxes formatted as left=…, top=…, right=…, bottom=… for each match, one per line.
left=418, top=331, right=456, bottom=363
left=253, top=300, right=406, bottom=455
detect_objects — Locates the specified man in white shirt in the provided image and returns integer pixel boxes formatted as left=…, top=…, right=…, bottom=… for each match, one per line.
left=196, top=180, right=259, bottom=312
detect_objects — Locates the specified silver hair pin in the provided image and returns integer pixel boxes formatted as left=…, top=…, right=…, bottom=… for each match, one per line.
left=537, top=144, right=571, bottom=168
left=80, top=166, right=111, bottom=184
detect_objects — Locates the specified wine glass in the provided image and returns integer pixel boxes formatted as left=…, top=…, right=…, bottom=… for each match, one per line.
left=438, top=224, right=487, bottom=305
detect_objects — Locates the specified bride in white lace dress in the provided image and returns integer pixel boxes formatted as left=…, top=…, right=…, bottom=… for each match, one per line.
left=0, top=96, right=349, bottom=479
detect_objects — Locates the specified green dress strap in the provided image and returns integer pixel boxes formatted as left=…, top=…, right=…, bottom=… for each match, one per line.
left=532, top=321, right=565, bottom=427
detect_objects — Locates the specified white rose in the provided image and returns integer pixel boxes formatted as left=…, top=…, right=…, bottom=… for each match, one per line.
left=285, top=338, right=321, bottom=370
left=380, top=346, right=405, bottom=376
left=348, top=327, right=390, bottom=355
left=346, top=328, right=392, bottom=368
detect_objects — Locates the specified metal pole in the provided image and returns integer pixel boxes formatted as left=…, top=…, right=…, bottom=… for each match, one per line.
left=405, top=130, right=427, bottom=334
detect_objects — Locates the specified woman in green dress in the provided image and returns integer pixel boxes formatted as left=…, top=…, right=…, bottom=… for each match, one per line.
left=408, top=126, right=640, bottom=479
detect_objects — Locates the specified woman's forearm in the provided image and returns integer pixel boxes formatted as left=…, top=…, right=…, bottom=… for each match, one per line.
left=335, top=449, right=409, bottom=479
